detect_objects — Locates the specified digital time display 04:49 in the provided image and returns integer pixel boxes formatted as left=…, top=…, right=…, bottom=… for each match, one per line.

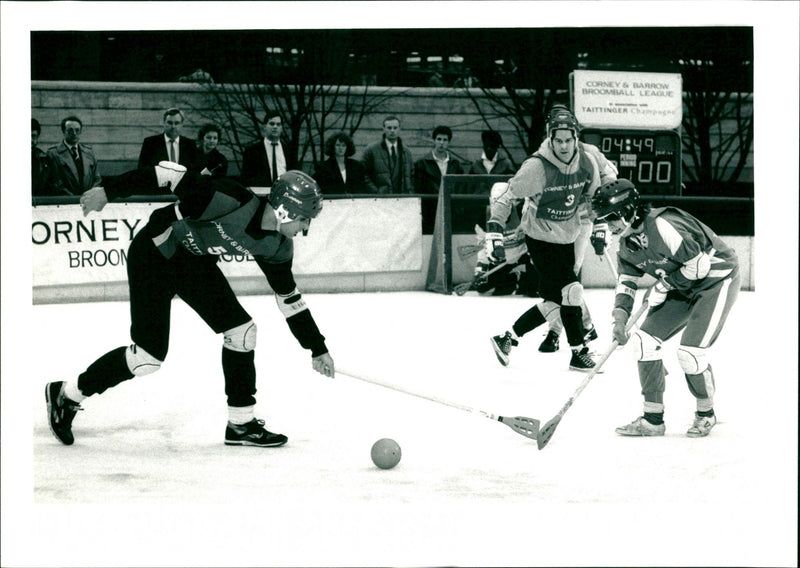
left=580, top=129, right=682, bottom=195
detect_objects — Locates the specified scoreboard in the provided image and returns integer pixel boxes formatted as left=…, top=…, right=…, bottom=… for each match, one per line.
left=570, top=70, right=684, bottom=195
left=580, top=128, right=682, bottom=195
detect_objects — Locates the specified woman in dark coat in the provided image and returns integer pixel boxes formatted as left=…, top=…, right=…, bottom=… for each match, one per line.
left=312, top=132, right=366, bottom=194
left=197, top=123, right=229, bottom=178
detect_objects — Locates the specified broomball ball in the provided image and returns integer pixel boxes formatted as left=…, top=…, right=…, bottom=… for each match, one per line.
left=371, top=438, right=402, bottom=469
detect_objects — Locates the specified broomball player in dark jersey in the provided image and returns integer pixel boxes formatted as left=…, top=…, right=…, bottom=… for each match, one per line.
left=592, top=179, right=740, bottom=438
left=45, top=162, right=335, bottom=447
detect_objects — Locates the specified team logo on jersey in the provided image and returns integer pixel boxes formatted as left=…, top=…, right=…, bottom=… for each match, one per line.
left=625, top=233, right=648, bottom=252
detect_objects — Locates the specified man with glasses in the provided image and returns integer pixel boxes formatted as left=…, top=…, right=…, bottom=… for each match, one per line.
left=46, top=116, right=102, bottom=196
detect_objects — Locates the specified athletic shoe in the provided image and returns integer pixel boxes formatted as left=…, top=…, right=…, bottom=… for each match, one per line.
left=45, top=381, right=82, bottom=445
left=686, top=413, right=717, bottom=438
left=538, top=330, right=560, bottom=353
left=225, top=418, right=288, bottom=447
left=490, top=332, right=518, bottom=367
left=569, top=346, right=598, bottom=372
left=583, top=325, right=598, bottom=343
left=615, top=416, right=666, bottom=437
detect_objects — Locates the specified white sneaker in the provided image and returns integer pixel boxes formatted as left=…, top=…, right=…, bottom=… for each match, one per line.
left=615, top=416, right=665, bottom=437
left=686, top=414, right=716, bottom=438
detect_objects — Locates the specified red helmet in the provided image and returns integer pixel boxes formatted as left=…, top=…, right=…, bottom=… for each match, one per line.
left=591, top=178, right=640, bottom=222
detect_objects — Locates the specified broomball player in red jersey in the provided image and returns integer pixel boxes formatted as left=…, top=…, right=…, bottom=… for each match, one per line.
left=45, top=162, right=335, bottom=447
left=592, top=179, right=740, bottom=438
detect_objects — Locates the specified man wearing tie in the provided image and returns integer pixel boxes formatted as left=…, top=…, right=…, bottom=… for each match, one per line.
left=241, top=110, right=293, bottom=190
left=137, top=108, right=200, bottom=172
left=47, top=116, right=102, bottom=196
left=361, top=115, right=414, bottom=194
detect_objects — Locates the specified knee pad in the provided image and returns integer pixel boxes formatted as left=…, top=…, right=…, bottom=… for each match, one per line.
left=677, top=345, right=709, bottom=375
left=537, top=300, right=561, bottom=324
left=275, top=288, right=308, bottom=319
left=631, top=330, right=663, bottom=362
left=125, top=344, right=162, bottom=376
left=561, top=281, right=583, bottom=307
left=223, top=320, right=257, bottom=352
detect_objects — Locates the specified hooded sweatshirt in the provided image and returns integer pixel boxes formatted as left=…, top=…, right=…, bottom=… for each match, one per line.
left=489, top=138, right=602, bottom=244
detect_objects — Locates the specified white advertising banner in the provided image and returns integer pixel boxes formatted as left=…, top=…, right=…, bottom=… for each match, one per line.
left=32, top=198, right=422, bottom=287
left=572, top=70, right=683, bottom=129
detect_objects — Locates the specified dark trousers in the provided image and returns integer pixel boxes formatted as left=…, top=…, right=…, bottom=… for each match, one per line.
left=526, top=238, right=578, bottom=304
left=513, top=237, right=584, bottom=347
left=77, top=231, right=256, bottom=406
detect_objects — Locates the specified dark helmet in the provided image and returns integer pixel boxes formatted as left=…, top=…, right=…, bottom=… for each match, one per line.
left=591, top=179, right=640, bottom=222
left=546, top=106, right=580, bottom=139
left=268, top=170, right=323, bottom=223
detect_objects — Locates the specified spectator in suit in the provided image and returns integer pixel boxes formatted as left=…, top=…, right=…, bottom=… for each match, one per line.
left=32, top=118, right=52, bottom=197
left=468, top=130, right=516, bottom=175
left=197, top=123, right=228, bottom=178
left=414, top=125, right=464, bottom=194
left=312, top=132, right=366, bottom=194
left=46, top=116, right=102, bottom=196
left=361, top=115, right=413, bottom=194
left=137, top=108, right=200, bottom=172
left=241, top=110, right=294, bottom=189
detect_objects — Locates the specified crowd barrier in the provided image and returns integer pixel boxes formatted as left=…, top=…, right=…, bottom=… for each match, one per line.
left=32, top=195, right=424, bottom=303
left=32, top=186, right=754, bottom=304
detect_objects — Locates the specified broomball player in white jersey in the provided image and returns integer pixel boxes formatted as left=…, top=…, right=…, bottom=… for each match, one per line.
left=536, top=104, right=620, bottom=354
left=487, top=108, right=607, bottom=372
left=45, top=162, right=335, bottom=447
left=592, top=179, right=740, bottom=437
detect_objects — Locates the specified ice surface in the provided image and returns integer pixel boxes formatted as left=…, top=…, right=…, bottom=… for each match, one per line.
left=4, top=289, right=797, bottom=567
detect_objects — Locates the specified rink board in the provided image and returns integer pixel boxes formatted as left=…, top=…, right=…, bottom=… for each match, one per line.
left=32, top=201, right=754, bottom=303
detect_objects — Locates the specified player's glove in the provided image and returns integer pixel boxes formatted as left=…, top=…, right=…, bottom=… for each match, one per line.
left=484, top=233, right=505, bottom=263
left=484, top=222, right=506, bottom=264
left=611, top=308, right=630, bottom=346
left=155, top=161, right=187, bottom=191
left=645, top=280, right=672, bottom=308
left=590, top=222, right=610, bottom=255
left=79, top=186, right=109, bottom=217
